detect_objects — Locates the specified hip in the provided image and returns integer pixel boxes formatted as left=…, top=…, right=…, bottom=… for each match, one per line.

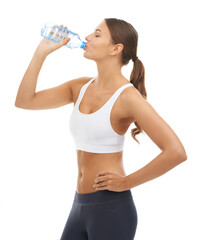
left=77, top=167, right=126, bottom=194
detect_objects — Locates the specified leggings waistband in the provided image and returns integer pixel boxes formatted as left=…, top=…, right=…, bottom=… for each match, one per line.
left=74, top=189, right=132, bottom=205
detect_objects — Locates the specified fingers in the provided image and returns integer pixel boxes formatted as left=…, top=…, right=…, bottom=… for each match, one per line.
left=60, top=24, right=68, bottom=29
left=64, top=38, right=71, bottom=43
left=60, top=37, right=71, bottom=46
left=95, top=175, right=109, bottom=184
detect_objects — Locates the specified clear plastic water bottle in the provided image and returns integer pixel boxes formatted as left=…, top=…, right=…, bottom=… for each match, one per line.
left=40, top=22, right=86, bottom=49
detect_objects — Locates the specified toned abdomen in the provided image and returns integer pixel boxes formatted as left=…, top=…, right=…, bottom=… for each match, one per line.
left=76, top=150, right=126, bottom=194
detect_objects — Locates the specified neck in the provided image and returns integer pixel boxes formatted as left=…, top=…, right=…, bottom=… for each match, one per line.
left=94, top=59, right=125, bottom=90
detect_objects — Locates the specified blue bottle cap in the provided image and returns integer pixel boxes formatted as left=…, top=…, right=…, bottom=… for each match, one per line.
left=80, top=41, right=86, bottom=49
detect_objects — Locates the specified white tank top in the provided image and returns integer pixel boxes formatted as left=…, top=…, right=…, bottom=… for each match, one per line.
left=69, top=77, right=134, bottom=153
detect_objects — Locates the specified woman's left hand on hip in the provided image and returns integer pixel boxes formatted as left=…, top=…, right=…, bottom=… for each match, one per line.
left=93, top=171, right=129, bottom=192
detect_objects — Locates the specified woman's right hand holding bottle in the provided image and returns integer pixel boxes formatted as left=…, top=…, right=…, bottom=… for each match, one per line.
left=36, top=25, right=71, bottom=56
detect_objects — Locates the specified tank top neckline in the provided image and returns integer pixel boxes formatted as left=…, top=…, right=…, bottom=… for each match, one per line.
left=77, top=77, right=132, bottom=116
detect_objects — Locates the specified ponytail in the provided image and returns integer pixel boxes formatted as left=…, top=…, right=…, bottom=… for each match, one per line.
left=130, top=58, right=147, bottom=143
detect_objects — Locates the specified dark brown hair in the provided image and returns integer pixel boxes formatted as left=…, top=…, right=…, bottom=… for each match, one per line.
left=105, top=18, right=147, bottom=144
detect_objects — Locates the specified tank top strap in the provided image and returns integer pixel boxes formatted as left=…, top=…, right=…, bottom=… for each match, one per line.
left=104, top=82, right=134, bottom=113
left=75, top=77, right=96, bottom=108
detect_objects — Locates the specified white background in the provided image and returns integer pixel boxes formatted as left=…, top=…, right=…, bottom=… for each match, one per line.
left=0, top=0, right=196, bottom=239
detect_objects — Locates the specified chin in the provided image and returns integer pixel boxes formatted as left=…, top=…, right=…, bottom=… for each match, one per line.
left=83, top=52, right=95, bottom=61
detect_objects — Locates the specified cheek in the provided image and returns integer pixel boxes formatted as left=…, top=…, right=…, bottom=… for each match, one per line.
left=94, top=43, right=108, bottom=56
left=93, top=48, right=108, bottom=60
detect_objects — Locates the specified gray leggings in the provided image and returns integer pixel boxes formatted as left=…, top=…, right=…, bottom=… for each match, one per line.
left=59, top=189, right=138, bottom=240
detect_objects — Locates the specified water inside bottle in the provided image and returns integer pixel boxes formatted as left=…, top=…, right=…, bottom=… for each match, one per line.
left=41, top=24, right=69, bottom=43
left=41, top=23, right=86, bottom=48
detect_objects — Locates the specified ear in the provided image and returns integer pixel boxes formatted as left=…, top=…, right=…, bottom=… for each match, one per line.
left=110, top=43, right=124, bottom=56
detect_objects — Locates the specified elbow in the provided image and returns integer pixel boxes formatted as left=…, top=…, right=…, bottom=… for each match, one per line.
left=15, top=95, right=22, bottom=108
left=15, top=101, right=20, bottom=108
left=15, top=100, right=22, bottom=108
left=15, top=100, right=26, bottom=109
left=165, top=146, right=188, bottom=163
left=176, top=148, right=188, bottom=162
left=15, top=97, right=28, bottom=109
left=181, top=152, right=187, bottom=162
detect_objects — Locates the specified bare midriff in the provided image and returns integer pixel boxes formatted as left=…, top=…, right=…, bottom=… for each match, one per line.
left=76, top=150, right=126, bottom=194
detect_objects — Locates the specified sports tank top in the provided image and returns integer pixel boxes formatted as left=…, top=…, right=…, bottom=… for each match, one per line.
left=69, top=77, right=134, bottom=153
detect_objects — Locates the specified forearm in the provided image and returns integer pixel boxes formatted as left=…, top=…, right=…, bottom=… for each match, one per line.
left=15, top=49, right=47, bottom=106
left=125, top=149, right=187, bottom=190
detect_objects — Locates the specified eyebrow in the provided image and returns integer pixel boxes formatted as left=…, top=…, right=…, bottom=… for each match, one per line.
left=94, top=29, right=102, bottom=32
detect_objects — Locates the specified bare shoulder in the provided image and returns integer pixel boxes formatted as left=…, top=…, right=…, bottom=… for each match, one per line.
left=122, top=83, right=143, bottom=103
left=70, top=76, right=94, bottom=88
left=123, top=84, right=153, bottom=119
left=70, top=76, right=94, bottom=101
left=120, top=85, right=142, bottom=117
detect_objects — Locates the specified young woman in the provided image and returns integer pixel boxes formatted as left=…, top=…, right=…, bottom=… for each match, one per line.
left=15, top=18, right=187, bottom=240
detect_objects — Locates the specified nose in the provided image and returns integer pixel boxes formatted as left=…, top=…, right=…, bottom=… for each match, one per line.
left=85, top=35, right=89, bottom=41
left=85, top=33, right=92, bottom=42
